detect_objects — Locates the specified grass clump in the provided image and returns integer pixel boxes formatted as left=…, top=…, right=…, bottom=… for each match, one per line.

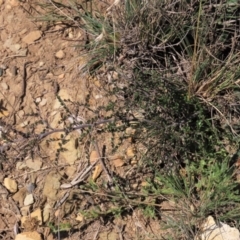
left=148, top=153, right=240, bottom=239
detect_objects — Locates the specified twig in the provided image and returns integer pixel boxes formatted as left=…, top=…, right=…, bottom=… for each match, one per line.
left=93, top=141, right=113, bottom=184
left=200, top=97, right=238, bottom=136
left=18, top=61, right=32, bottom=106
left=0, top=54, right=27, bottom=65
left=0, top=119, right=115, bottom=153
left=60, top=159, right=99, bottom=189
left=54, top=191, right=70, bottom=209
left=93, top=225, right=101, bottom=240
left=37, top=119, right=114, bottom=140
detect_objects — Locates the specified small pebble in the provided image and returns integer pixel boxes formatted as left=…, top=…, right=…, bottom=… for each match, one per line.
left=13, top=44, right=21, bottom=51
left=39, top=98, right=47, bottom=106
left=22, top=30, right=42, bottom=44
left=95, top=94, right=103, bottom=99
left=39, top=61, right=45, bottom=67
left=35, top=97, right=41, bottom=103
left=24, top=193, right=34, bottom=206
left=58, top=73, right=64, bottom=79
left=55, top=50, right=65, bottom=59
left=26, top=183, right=36, bottom=193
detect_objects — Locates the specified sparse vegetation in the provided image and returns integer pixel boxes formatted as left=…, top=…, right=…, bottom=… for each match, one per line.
left=1, top=0, right=240, bottom=239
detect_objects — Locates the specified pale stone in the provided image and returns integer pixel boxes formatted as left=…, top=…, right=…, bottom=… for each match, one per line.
left=90, top=151, right=99, bottom=163
left=95, top=94, right=103, bottom=99
left=15, top=231, right=42, bottom=240
left=13, top=187, right=28, bottom=207
left=3, top=40, right=21, bottom=53
left=42, top=171, right=61, bottom=200
left=6, top=4, right=11, bottom=9
left=30, top=208, right=42, bottom=225
left=125, top=127, right=136, bottom=136
left=112, top=158, right=125, bottom=167
left=58, top=73, right=64, bottom=79
left=13, top=44, right=21, bottom=51
left=25, top=158, right=42, bottom=171
left=43, top=203, right=51, bottom=223
left=19, top=28, right=27, bottom=35
left=65, top=166, right=76, bottom=178
left=35, top=97, right=41, bottom=103
left=3, top=38, right=13, bottom=49
left=200, top=216, right=240, bottom=240
left=1, top=82, right=9, bottom=90
left=17, top=48, right=28, bottom=56
left=22, top=31, right=42, bottom=44
left=4, top=178, right=17, bottom=193
left=16, top=161, right=27, bottom=170
left=76, top=213, right=84, bottom=222
left=20, top=206, right=30, bottom=216
left=55, top=50, right=65, bottom=59
left=126, top=146, right=136, bottom=158
left=24, top=194, right=34, bottom=206
left=5, top=68, right=12, bottom=77
left=20, top=120, right=29, bottom=128
left=39, top=98, right=47, bottom=106
left=9, top=0, right=19, bottom=7
left=38, top=61, right=44, bottom=67
left=45, top=72, right=53, bottom=78
left=0, top=64, right=7, bottom=70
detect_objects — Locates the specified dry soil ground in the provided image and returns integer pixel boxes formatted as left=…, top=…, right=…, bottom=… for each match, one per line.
left=0, top=1, right=164, bottom=239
